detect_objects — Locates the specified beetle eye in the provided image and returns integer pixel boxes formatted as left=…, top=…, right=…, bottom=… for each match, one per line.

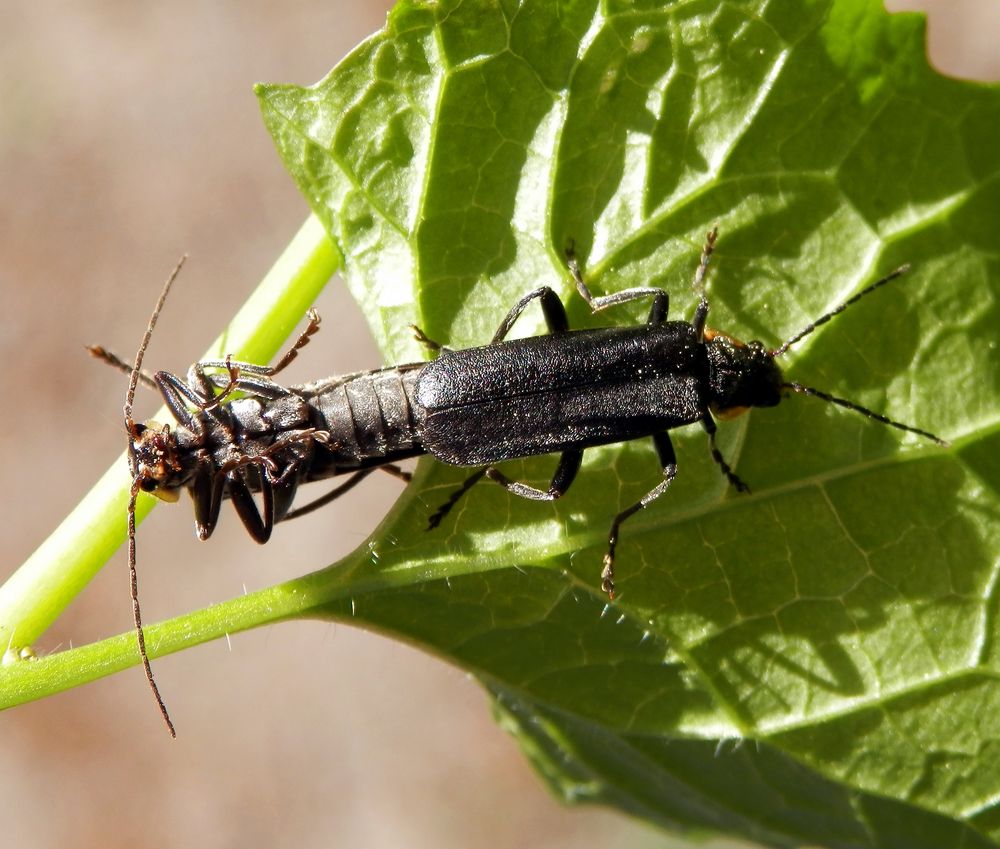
left=140, top=479, right=158, bottom=493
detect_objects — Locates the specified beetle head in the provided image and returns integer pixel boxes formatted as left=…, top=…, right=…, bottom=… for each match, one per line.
left=704, top=332, right=783, bottom=418
left=127, top=420, right=182, bottom=502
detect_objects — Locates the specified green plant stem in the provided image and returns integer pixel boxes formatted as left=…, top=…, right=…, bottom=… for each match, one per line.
left=0, top=214, right=340, bottom=665
left=0, top=550, right=351, bottom=709
left=0, top=470, right=437, bottom=710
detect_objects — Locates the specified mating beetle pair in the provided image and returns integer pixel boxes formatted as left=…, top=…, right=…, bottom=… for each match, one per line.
left=97, top=228, right=945, bottom=734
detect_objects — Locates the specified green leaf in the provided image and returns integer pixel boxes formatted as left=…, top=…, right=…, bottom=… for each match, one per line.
left=4, top=0, right=998, bottom=846
left=258, top=0, right=1000, bottom=845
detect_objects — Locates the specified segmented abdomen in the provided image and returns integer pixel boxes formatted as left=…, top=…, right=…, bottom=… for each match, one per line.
left=295, top=362, right=425, bottom=479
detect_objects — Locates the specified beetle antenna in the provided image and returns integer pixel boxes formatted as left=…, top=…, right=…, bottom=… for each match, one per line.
left=125, top=255, right=187, bottom=437
left=782, top=382, right=947, bottom=445
left=125, top=255, right=186, bottom=738
left=129, top=478, right=176, bottom=737
left=773, top=264, right=910, bottom=357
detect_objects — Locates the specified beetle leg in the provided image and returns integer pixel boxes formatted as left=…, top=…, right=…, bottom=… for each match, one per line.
left=426, top=469, right=489, bottom=530
left=701, top=413, right=750, bottom=493
left=410, top=324, right=448, bottom=355
left=484, top=449, right=583, bottom=501
left=153, top=369, right=239, bottom=441
left=601, top=432, right=677, bottom=599
left=199, top=309, right=321, bottom=381
left=228, top=470, right=274, bottom=543
left=265, top=308, right=322, bottom=377
left=187, top=355, right=240, bottom=408
left=379, top=464, right=413, bottom=484
left=283, top=467, right=408, bottom=521
left=428, top=450, right=583, bottom=533
left=201, top=371, right=293, bottom=403
left=210, top=450, right=284, bottom=543
left=280, top=468, right=378, bottom=522
left=153, top=370, right=215, bottom=431
left=189, top=309, right=322, bottom=411
left=269, top=477, right=300, bottom=523
left=565, top=243, right=669, bottom=323
left=645, top=292, right=670, bottom=325
left=491, top=286, right=570, bottom=343
left=190, top=460, right=226, bottom=541
left=192, top=360, right=291, bottom=409
left=690, top=227, right=718, bottom=339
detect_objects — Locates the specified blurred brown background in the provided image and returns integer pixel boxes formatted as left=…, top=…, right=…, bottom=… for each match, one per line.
left=1, top=3, right=996, bottom=848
